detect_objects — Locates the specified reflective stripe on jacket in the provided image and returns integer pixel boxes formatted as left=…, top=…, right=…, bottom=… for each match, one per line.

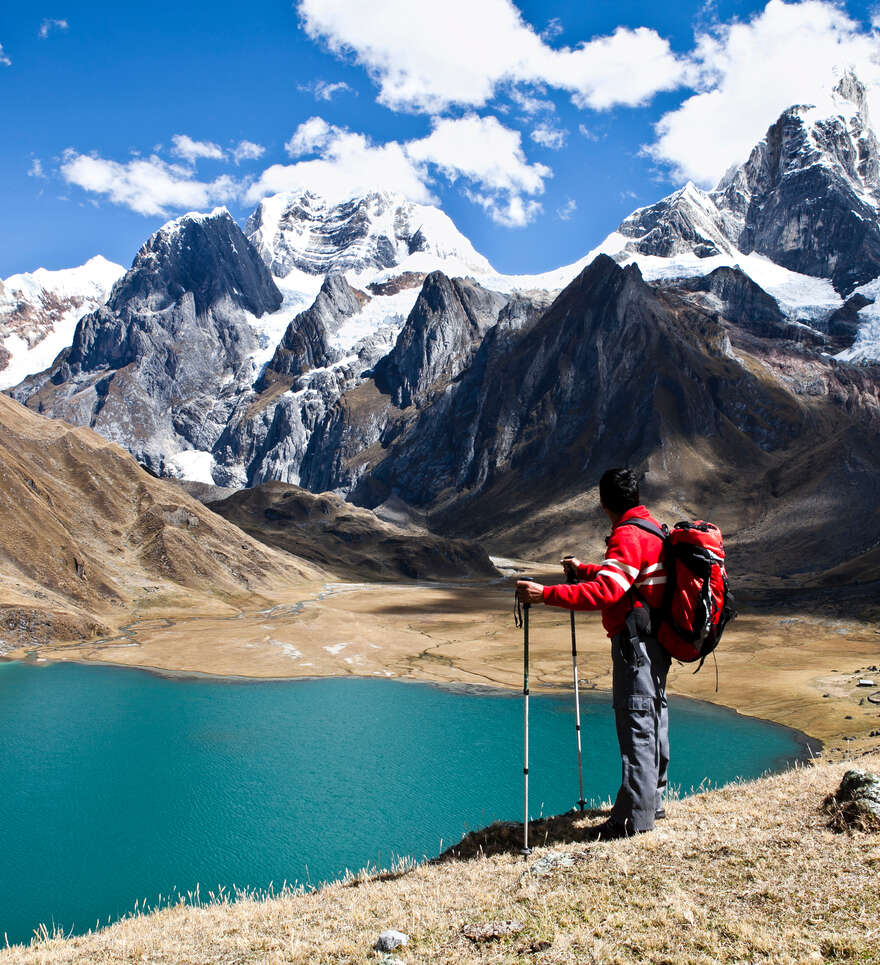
left=542, top=505, right=665, bottom=637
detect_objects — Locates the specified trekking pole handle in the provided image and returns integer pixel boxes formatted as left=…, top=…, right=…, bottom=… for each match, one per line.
left=563, top=555, right=577, bottom=584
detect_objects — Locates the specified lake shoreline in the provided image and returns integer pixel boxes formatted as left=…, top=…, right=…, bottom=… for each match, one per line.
left=4, top=580, right=877, bottom=761
left=0, top=653, right=825, bottom=769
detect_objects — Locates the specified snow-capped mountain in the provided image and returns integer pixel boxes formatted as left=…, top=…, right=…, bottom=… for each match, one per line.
left=7, top=73, right=880, bottom=509
left=613, top=70, right=880, bottom=289
left=585, top=71, right=880, bottom=361
left=0, top=255, right=124, bottom=390
left=245, top=189, right=493, bottom=282
left=11, top=208, right=282, bottom=470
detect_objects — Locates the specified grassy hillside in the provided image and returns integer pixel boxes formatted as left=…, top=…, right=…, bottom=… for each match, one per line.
left=0, top=394, right=322, bottom=651
left=2, top=754, right=877, bottom=964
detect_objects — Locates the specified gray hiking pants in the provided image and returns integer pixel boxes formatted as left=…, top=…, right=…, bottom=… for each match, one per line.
left=610, top=614, right=671, bottom=832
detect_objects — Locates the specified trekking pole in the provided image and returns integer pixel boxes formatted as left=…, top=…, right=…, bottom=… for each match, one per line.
left=564, top=558, right=587, bottom=812
left=514, top=593, right=531, bottom=856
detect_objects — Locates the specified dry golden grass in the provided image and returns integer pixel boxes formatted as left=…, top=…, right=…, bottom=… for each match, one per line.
left=4, top=755, right=878, bottom=964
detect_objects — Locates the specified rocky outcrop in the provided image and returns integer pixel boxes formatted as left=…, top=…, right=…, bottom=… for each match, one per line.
left=824, top=769, right=880, bottom=832
left=257, top=273, right=366, bottom=390
left=373, top=272, right=507, bottom=408
left=11, top=210, right=281, bottom=472
left=672, top=267, right=823, bottom=343
left=676, top=266, right=783, bottom=328
left=826, top=294, right=874, bottom=342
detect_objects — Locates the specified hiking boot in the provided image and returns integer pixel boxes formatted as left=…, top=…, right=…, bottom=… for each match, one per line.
left=587, top=819, right=641, bottom=841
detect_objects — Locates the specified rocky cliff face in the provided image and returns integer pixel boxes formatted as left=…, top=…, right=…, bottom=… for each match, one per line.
left=257, top=273, right=366, bottom=390
left=373, top=273, right=508, bottom=408
left=618, top=182, right=735, bottom=260
left=718, top=77, right=880, bottom=293
left=11, top=209, right=282, bottom=472
left=210, top=271, right=541, bottom=495
left=354, top=255, right=727, bottom=513
left=341, top=255, right=880, bottom=590
left=669, top=267, right=824, bottom=343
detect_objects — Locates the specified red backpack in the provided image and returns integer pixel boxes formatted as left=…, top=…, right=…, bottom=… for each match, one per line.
left=622, top=519, right=734, bottom=668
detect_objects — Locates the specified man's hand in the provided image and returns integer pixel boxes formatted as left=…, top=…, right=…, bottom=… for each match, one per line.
left=516, top=580, right=545, bottom=605
left=561, top=556, right=582, bottom=580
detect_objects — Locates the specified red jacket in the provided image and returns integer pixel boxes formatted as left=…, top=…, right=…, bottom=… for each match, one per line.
left=542, top=505, right=666, bottom=637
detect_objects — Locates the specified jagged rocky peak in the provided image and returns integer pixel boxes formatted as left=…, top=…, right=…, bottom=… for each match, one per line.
left=668, top=266, right=818, bottom=342
left=612, top=71, right=880, bottom=296
left=617, top=181, right=735, bottom=260
left=561, top=254, right=649, bottom=312
left=373, top=271, right=508, bottom=409
left=58, top=208, right=281, bottom=376
left=720, top=72, right=880, bottom=293
left=721, top=70, right=880, bottom=210
left=112, top=207, right=282, bottom=320
left=258, top=272, right=367, bottom=390
left=11, top=208, right=284, bottom=472
left=245, top=188, right=493, bottom=279
left=674, top=265, right=782, bottom=319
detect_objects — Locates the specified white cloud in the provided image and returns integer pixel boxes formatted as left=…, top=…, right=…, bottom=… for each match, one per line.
left=284, top=116, right=347, bottom=157
left=407, top=113, right=550, bottom=224
left=509, top=86, right=554, bottom=115
left=28, top=158, right=46, bottom=178
left=39, top=19, right=68, bottom=39
left=60, top=151, right=239, bottom=216
left=170, top=134, right=225, bottom=165
left=407, top=114, right=548, bottom=193
left=539, top=25, right=688, bottom=110
left=246, top=126, right=434, bottom=205
left=232, top=140, right=266, bottom=164
left=530, top=123, right=567, bottom=149
left=298, top=79, right=353, bottom=101
left=541, top=17, right=563, bottom=41
left=647, top=0, right=880, bottom=186
left=467, top=190, right=543, bottom=226
left=0, top=44, right=10, bottom=66
left=297, top=0, right=686, bottom=113
left=556, top=198, right=577, bottom=220
left=248, top=113, right=549, bottom=226
left=578, top=123, right=599, bottom=141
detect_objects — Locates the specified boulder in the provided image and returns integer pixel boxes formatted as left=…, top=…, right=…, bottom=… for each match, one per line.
left=823, top=769, right=880, bottom=832
left=374, top=930, right=409, bottom=952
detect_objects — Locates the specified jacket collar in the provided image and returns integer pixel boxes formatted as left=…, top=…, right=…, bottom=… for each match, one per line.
left=612, top=505, right=651, bottom=528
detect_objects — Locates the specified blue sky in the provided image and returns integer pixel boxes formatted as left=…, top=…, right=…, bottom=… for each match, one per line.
left=2, top=0, right=879, bottom=278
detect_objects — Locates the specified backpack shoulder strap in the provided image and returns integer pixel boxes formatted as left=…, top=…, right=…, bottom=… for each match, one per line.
left=619, top=518, right=668, bottom=632
left=616, top=518, right=667, bottom=541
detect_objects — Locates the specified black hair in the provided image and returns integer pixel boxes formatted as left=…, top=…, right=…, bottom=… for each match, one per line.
left=599, top=468, right=640, bottom=514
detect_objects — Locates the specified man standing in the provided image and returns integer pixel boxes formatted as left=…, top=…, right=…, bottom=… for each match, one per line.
left=515, top=468, right=670, bottom=838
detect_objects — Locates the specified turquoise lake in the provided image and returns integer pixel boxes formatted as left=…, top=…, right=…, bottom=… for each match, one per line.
left=0, top=660, right=810, bottom=946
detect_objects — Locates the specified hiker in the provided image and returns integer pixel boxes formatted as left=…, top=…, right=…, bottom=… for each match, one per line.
left=516, top=468, right=669, bottom=839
